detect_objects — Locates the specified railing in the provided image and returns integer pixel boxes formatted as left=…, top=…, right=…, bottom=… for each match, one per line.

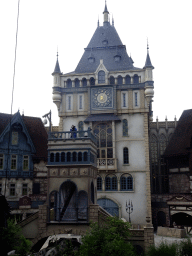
left=97, top=158, right=117, bottom=170
left=48, top=207, right=88, bottom=222
left=48, top=129, right=97, bottom=145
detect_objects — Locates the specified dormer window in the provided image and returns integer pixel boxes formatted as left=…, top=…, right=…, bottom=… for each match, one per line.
left=114, top=55, right=121, bottom=62
left=98, top=70, right=105, bottom=84
left=102, top=40, right=108, bottom=46
left=88, top=57, right=95, bottom=63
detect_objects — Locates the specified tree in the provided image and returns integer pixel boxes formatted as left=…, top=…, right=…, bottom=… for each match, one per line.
left=78, top=216, right=136, bottom=256
left=0, top=219, right=32, bottom=255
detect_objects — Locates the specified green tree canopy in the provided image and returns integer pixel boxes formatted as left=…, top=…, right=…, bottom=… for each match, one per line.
left=78, top=216, right=136, bottom=256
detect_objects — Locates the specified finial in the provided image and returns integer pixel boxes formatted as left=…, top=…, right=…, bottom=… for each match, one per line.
left=57, top=47, right=59, bottom=59
left=112, top=14, right=114, bottom=26
left=147, top=38, right=149, bottom=52
left=98, top=16, right=99, bottom=27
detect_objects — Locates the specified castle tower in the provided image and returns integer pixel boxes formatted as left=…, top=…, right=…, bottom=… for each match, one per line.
left=52, top=2, right=154, bottom=225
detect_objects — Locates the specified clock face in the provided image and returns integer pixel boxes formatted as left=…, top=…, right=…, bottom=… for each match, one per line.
left=91, top=87, right=113, bottom=109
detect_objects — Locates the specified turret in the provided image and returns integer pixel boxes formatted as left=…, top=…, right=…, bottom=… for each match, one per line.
left=52, top=53, right=62, bottom=112
left=103, top=1, right=109, bottom=24
left=143, top=42, right=154, bottom=82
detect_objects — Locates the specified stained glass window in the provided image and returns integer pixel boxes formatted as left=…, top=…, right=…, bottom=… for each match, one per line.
left=123, top=119, right=128, bottom=136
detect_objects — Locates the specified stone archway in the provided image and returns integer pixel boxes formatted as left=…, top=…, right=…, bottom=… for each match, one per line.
left=172, top=212, right=192, bottom=226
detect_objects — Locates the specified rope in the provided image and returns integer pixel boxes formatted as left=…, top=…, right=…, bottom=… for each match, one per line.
left=4, top=0, right=20, bottom=196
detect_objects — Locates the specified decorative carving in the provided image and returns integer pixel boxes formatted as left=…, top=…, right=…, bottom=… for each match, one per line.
left=51, top=169, right=58, bottom=176
left=80, top=168, right=87, bottom=175
left=60, top=168, right=68, bottom=176
left=70, top=168, right=78, bottom=176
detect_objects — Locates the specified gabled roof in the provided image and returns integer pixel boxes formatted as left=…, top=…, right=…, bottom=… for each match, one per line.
left=0, top=112, right=48, bottom=160
left=164, top=109, right=192, bottom=157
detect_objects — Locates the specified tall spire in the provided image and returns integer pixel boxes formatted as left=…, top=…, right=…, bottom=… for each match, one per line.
left=143, top=40, right=154, bottom=69
left=52, top=51, right=62, bottom=75
left=103, top=0, right=109, bottom=23
left=112, top=15, right=114, bottom=26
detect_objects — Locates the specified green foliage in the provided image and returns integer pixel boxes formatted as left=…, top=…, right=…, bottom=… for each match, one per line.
left=146, top=242, right=178, bottom=256
left=0, top=219, right=32, bottom=255
left=78, top=216, right=136, bottom=256
left=179, top=239, right=192, bottom=256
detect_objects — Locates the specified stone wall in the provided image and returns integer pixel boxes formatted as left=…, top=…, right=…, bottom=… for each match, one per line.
left=169, top=174, right=190, bottom=193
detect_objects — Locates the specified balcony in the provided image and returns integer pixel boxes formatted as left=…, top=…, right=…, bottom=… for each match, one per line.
left=97, top=158, right=117, bottom=171
left=48, top=129, right=97, bottom=145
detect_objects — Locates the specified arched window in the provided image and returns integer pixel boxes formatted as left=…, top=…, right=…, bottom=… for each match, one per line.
left=123, top=147, right=129, bottom=164
left=59, top=181, right=77, bottom=221
left=105, top=174, right=117, bottom=191
left=109, top=76, right=115, bottom=85
left=55, top=153, right=60, bottom=162
left=78, top=121, right=84, bottom=137
left=123, top=119, right=128, bottom=136
left=93, top=123, right=113, bottom=160
left=82, top=78, right=87, bottom=87
left=78, top=152, right=82, bottom=162
left=72, top=152, right=77, bottom=162
left=61, top=152, right=65, bottom=162
left=83, top=152, right=88, bottom=162
left=118, top=76, right=123, bottom=85
left=90, top=77, right=95, bottom=85
left=66, top=79, right=72, bottom=88
left=160, top=134, right=167, bottom=156
left=75, top=78, right=80, bottom=87
left=98, top=70, right=105, bottom=84
left=78, top=190, right=88, bottom=220
left=97, top=176, right=102, bottom=191
left=125, top=75, right=131, bottom=84
left=50, top=153, right=54, bottom=162
left=133, top=75, right=139, bottom=84
left=67, top=152, right=71, bottom=162
left=120, top=174, right=133, bottom=191
left=151, top=135, right=158, bottom=163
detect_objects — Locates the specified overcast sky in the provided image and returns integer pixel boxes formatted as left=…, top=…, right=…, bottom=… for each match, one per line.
left=0, top=0, right=191, bottom=126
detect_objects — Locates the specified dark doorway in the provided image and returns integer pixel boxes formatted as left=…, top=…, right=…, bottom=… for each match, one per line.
left=172, top=212, right=192, bottom=226
left=157, top=211, right=166, bottom=227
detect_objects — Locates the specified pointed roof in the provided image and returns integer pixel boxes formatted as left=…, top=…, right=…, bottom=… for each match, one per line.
left=0, top=112, right=48, bottom=160
left=103, top=1, right=109, bottom=13
left=143, top=44, right=154, bottom=69
left=52, top=53, right=62, bottom=75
